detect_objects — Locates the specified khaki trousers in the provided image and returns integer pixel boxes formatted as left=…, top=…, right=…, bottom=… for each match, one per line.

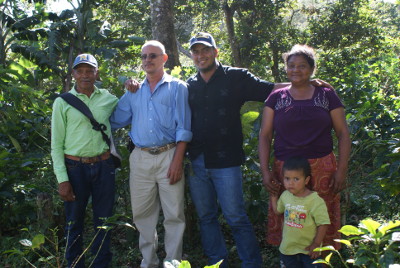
left=129, top=147, right=185, bottom=268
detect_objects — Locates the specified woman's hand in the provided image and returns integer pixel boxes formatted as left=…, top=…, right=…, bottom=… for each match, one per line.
left=331, top=169, right=347, bottom=194
left=262, top=170, right=281, bottom=195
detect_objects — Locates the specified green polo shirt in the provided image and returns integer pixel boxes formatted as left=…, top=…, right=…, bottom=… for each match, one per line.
left=51, top=86, right=118, bottom=183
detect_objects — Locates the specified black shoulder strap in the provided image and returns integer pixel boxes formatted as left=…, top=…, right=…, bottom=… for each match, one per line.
left=59, top=92, right=111, bottom=147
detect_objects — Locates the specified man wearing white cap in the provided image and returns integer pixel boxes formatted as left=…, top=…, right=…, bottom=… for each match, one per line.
left=51, top=53, right=118, bottom=268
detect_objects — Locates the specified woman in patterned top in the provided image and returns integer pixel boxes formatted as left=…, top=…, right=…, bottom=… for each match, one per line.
left=258, top=44, right=351, bottom=250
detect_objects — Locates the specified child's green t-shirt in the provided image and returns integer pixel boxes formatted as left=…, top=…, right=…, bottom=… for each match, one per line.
left=277, top=190, right=331, bottom=255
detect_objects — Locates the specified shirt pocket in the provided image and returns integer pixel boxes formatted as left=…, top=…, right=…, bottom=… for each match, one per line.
left=154, top=102, right=174, bottom=129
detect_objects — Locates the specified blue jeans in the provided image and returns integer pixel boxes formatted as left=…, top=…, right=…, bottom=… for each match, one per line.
left=188, top=154, right=262, bottom=268
left=64, top=157, right=115, bottom=268
left=280, top=253, right=323, bottom=268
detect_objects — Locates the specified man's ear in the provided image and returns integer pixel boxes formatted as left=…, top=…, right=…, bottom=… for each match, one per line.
left=163, top=53, right=169, bottom=63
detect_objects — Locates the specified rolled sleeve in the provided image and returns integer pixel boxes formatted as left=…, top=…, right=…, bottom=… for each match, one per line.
left=174, top=82, right=192, bottom=143
left=110, top=92, right=133, bottom=129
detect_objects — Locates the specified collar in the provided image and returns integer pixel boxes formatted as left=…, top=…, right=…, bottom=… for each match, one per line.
left=195, top=61, right=224, bottom=82
left=142, top=73, right=172, bottom=87
left=71, top=85, right=100, bottom=96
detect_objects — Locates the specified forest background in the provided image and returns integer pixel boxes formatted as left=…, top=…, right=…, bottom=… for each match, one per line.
left=0, top=0, right=399, bottom=267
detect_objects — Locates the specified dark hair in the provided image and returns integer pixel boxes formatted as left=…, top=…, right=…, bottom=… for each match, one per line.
left=283, top=44, right=317, bottom=75
left=282, top=156, right=311, bottom=178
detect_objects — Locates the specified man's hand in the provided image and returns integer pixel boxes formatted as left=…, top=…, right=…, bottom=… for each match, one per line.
left=58, top=181, right=76, bottom=202
left=167, top=160, right=183, bottom=185
left=125, top=79, right=140, bottom=93
left=310, top=79, right=333, bottom=89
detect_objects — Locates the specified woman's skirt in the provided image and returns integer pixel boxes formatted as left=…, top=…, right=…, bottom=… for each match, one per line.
left=266, top=152, right=342, bottom=249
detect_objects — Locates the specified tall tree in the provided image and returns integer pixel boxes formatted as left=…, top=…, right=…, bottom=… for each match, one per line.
left=150, top=0, right=180, bottom=69
left=221, top=0, right=242, bottom=67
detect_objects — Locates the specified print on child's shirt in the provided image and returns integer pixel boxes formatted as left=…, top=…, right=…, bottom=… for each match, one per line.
left=284, top=204, right=308, bottom=229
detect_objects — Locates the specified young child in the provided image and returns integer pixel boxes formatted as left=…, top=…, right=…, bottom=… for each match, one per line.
left=271, top=156, right=331, bottom=268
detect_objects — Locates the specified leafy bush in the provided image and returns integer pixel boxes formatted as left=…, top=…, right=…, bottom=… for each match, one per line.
left=315, top=218, right=400, bottom=267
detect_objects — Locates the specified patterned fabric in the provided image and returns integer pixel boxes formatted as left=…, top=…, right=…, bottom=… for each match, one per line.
left=266, top=152, right=341, bottom=250
left=264, top=86, right=344, bottom=161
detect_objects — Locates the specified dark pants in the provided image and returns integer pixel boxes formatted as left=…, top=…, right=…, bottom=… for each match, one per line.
left=280, top=253, right=323, bottom=268
left=64, top=157, right=115, bottom=268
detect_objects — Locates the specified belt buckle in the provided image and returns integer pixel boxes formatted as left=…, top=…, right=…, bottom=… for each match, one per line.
left=148, top=147, right=161, bottom=155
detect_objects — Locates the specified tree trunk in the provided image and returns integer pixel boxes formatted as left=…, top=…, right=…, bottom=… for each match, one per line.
left=221, top=0, right=242, bottom=67
left=150, top=0, right=180, bottom=70
left=270, top=40, right=282, bottom=82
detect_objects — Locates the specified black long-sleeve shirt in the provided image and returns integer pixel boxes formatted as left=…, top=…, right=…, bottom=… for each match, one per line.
left=187, top=63, right=274, bottom=168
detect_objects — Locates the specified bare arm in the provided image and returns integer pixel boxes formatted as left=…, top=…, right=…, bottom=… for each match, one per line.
left=306, top=224, right=329, bottom=259
left=270, top=195, right=282, bottom=215
left=274, top=79, right=333, bottom=91
left=259, top=107, right=280, bottom=195
left=273, top=82, right=290, bottom=90
left=167, top=141, right=187, bottom=185
left=330, top=107, right=351, bottom=194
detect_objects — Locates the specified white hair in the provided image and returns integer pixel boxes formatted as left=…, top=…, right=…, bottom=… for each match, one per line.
left=142, top=40, right=166, bottom=54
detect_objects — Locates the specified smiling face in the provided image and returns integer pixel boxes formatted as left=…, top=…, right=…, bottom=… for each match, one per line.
left=72, top=63, right=98, bottom=92
left=286, top=55, right=314, bottom=85
left=141, top=44, right=167, bottom=75
left=190, top=43, right=218, bottom=73
left=282, top=169, right=311, bottom=197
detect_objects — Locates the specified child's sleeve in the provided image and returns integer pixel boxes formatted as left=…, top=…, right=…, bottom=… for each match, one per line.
left=277, top=193, right=285, bottom=214
left=312, top=197, right=331, bottom=226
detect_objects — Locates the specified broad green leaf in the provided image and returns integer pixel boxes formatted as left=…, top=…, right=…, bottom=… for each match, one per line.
left=360, top=219, right=381, bottom=236
left=313, top=259, right=329, bottom=264
left=325, top=252, right=333, bottom=263
left=2, top=249, right=23, bottom=256
left=32, top=234, right=45, bottom=249
left=379, top=221, right=400, bottom=235
left=178, top=260, right=191, bottom=268
left=8, top=135, right=22, bottom=153
left=339, top=225, right=364, bottom=236
left=334, top=239, right=352, bottom=247
left=315, top=245, right=336, bottom=251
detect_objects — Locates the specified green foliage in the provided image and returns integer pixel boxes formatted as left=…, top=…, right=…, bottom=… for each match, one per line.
left=315, top=218, right=400, bottom=267
left=2, top=215, right=135, bottom=267
left=164, top=259, right=223, bottom=268
left=308, top=0, right=382, bottom=50
left=0, top=0, right=399, bottom=267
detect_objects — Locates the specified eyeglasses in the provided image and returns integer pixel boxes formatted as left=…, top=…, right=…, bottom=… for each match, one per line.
left=141, top=53, right=163, bottom=60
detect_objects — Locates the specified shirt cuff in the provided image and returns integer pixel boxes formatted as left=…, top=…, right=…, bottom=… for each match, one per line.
left=176, top=130, right=192, bottom=143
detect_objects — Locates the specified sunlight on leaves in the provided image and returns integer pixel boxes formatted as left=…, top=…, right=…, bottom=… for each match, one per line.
left=360, top=218, right=381, bottom=236
left=339, top=225, right=364, bottom=236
